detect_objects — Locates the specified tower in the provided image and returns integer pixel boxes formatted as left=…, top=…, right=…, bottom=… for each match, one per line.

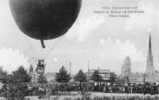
left=30, top=59, right=46, bottom=83
left=36, top=59, right=45, bottom=75
left=121, top=56, right=131, bottom=83
left=145, top=34, right=155, bottom=75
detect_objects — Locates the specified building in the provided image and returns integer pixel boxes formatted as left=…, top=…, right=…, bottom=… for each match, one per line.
left=120, top=34, right=159, bottom=84
left=146, top=34, right=155, bottom=74
left=120, top=56, right=131, bottom=82
left=87, top=69, right=112, bottom=82
left=35, top=59, right=45, bottom=75
left=30, top=59, right=46, bottom=83
left=145, top=34, right=156, bottom=83
left=129, top=73, right=144, bottom=84
left=128, top=34, right=159, bottom=84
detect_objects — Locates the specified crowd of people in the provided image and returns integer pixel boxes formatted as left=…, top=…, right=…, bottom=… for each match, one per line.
left=32, top=82, right=159, bottom=96
left=91, top=83, right=159, bottom=95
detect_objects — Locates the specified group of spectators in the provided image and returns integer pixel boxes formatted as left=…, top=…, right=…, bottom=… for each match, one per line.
left=24, top=82, right=159, bottom=96
left=91, top=82, right=159, bottom=95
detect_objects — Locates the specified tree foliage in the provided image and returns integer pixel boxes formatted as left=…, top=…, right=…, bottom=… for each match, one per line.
left=74, top=70, right=87, bottom=82
left=110, top=72, right=117, bottom=84
left=91, top=70, right=102, bottom=82
left=0, top=67, right=8, bottom=83
left=12, top=66, right=31, bottom=83
left=2, top=66, right=31, bottom=100
left=74, top=70, right=87, bottom=92
left=55, top=66, right=71, bottom=83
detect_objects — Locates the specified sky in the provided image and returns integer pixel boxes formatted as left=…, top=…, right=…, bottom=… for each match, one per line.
left=0, top=0, right=159, bottom=74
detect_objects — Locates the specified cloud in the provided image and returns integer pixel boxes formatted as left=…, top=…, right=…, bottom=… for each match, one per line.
left=99, top=38, right=145, bottom=72
left=53, top=57, right=58, bottom=63
left=125, top=1, right=159, bottom=32
left=0, top=48, right=29, bottom=73
left=67, top=15, right=105, bottom=42
left=101, top=38, right=145, bottom=62
left=0, top=0, right=156, bottom=74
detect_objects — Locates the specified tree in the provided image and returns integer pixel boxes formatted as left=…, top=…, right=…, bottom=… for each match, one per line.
left=12, top=66, right=31, bottom=83
left=74, top=70, right=87, bottom=91
left=56, top=66, right=71, bottom=83
left=91, top=70, right=102, bottom=91
left=0, top=67, right=8, bottom=96
left=3, top=66, right=31, bottom=100
left=91, top=70, right=102, bottom=82
left=0, top=67, right=8, bottom=83
left=110, top=72, right=117, bottom=85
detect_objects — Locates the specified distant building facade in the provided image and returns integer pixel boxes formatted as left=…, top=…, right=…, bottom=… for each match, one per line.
left=145, top=34, right=156, bottom=83
left=120, top=56, right=131, bottom=83
left=146, top=34, right=155, bottom=74
left=87, top=69, right=112, bottom=82
left=121, top=34, right=159, bottom=84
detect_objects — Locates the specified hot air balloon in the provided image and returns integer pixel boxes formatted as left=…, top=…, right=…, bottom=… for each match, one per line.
left=9, top=0, right=81, bottom=48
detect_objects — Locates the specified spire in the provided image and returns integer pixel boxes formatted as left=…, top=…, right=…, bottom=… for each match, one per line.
left=148, top=34, right=153, bottom=66
left=146, top=33, right=154, bottom=75
left=149, top=34, right=152, bottom=54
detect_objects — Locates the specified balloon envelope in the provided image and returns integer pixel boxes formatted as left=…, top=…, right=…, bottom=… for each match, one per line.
left=9, top=0, right=81, bottom=40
